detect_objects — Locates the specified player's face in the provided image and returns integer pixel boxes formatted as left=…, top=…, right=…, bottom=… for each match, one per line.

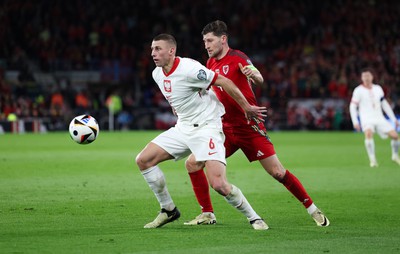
left=203, top=32, right=224, bottom=59
left=361, top=71, right=373, bottom=85
left=151, top=40, right=174, bottom=67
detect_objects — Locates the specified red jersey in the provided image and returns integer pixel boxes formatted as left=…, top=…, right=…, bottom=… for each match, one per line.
left=207, top=49, right=258, bottom=127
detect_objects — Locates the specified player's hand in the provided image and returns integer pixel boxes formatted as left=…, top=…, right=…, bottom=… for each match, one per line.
left=244, top=105, right=267, bottom=124
left=354, top=124, right=361, bottom=132
left=239, top=63, right=255, bottom=83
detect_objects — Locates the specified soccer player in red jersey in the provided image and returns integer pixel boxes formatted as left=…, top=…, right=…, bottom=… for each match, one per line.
left=184, top=20, right=330, bottom=227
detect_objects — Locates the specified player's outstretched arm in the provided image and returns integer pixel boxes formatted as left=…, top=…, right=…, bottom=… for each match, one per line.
left=214, top=74, right=267, bottom=122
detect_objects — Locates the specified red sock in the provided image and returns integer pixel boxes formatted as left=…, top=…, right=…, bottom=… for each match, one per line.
left=281, top=170, right=313, bottom=208
left=188, top=170, right=214, bottom=213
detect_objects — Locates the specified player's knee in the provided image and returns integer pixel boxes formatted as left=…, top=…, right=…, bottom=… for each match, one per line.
left=272, top=172, right=285, bottom=182
left=266, top=164, right=286, bottom=181
left=365, top=130, right=373, bottom=139
left=135, top=153, right=150, bottom=170
left=273, top=171, right=286, bottom=182
left=135, top=153, right=144, bottom=168
left=389, top=131, right=399, bottom=140
left=185, top=158, right=199, bottom=173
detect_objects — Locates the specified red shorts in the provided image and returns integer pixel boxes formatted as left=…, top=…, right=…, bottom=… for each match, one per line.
left=223, top=124, right=276, bottom=162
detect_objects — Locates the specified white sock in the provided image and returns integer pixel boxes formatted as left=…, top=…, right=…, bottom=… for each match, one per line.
left=306, top=203, right=317, bottom=215
left=141, top=166, right=175, bottom=211
left=391, top=139, right=399, bottom=158
left=364, top=139, right=376, bottom=162
left=224, top=185, right=260, bottom=221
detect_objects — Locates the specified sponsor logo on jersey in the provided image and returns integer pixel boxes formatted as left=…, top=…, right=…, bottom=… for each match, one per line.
left=163, top=80, right=171, bottom=92
left=197, top=69, right=207, bottom=80
left=222, top=65, right=229, bottom=75
left=256, top=150, right=264, bottom=157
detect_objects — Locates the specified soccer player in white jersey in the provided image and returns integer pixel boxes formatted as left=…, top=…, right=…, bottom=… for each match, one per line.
left=349, top=69, right=400, bottom=167
left=135, top=33, right=269, bottom=230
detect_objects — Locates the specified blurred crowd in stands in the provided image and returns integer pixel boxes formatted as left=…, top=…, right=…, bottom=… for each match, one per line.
left=1, top=0, right=400, bottom=131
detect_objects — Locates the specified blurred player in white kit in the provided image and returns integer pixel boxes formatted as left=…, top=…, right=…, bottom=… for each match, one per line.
left=350, top=69, right=400, bottom=167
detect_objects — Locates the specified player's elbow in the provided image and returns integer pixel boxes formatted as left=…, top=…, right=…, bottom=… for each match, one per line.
left=258, top=75, right=264, bottom=85
left=254, top=79, right=264, bottom=87
left=215, top=75, right=229, bottom=88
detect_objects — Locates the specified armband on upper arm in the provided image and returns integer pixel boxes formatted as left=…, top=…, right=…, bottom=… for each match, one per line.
left=247, top=65, right=258, bottom=71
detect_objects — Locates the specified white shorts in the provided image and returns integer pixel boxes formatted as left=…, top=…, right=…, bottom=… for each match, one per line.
left=361, top=119, right=395, bottom=139
left=151, top=122, right=226, bottom=164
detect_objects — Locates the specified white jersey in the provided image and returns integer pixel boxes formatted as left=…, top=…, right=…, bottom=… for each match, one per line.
left=350, top=84, right=387, bottom=125
left=152, top=57, right=225, bottom=126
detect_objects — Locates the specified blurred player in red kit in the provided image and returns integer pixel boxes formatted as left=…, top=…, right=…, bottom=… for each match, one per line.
left=184, top=20, right=330, bottom=227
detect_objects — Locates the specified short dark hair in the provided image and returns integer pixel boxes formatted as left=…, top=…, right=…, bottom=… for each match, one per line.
left=361, top=67, right=374, bottom=75
left=361, top=67, right=375, bottom=76
left=202, top=20, right=228, bottom=36
left=153, top=33, right=177, bottom=47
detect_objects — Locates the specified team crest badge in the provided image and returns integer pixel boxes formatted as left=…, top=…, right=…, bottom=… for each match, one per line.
left=197, top=69, right=207, bottom=80
left=222, top=65, right=229, bottom=75
left=163, top=80, right=171, bottom=92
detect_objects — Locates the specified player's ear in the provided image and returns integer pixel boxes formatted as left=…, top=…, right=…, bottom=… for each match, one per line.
left=169, top=47, right=176, bottom=55
left=221, top=35, right=228, bottom=43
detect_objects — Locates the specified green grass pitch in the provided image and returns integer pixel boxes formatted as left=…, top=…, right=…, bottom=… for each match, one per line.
left=1, top=131, right=400, bottom=253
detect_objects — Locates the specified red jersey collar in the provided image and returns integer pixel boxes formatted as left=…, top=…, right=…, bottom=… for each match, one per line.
left=215, top=48, right=231, bottom=62
left=163, top=57, right=180, bottom=76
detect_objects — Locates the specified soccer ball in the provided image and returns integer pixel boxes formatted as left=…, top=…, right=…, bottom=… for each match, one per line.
left=69, top=115, right=99, bottom=144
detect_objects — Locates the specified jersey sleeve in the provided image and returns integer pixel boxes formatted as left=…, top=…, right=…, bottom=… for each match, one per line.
left=350, top=87, right=360, bottom=105
left=378, top=85, right=385, bottom=101
left=186, top=59, right=218, bottom=89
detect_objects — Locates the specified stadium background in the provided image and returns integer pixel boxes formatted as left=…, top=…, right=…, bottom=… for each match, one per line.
left=1, top=0, right=400, bottom=132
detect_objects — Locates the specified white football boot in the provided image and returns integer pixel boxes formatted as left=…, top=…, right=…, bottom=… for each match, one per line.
left=311, top=209, right=330, bottom=227
left=144, top=207, right=181, bottom=228
left=184, top=212, right=217, bottom=225
left=250, top=219, right=269, bottom=230
left=392, top=155, right=400, bottom=166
